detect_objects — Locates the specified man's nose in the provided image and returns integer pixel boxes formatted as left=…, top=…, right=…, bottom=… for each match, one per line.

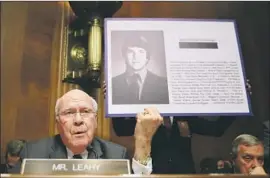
left=251, top=159, right=261, bottom=167
left=131, top=53, right=137, bottom=60
left=73, top=112, right=84, bottom=125
left=131, top=52, right=140, bottom=59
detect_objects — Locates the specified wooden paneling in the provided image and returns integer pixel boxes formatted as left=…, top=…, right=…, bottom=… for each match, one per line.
left=0, top=2, right=68, bottom=162
left=1, top=2, right=112, bottom=161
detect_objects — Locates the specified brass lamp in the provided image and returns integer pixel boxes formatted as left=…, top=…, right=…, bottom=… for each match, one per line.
left=63, top=1, right=123, bottom=90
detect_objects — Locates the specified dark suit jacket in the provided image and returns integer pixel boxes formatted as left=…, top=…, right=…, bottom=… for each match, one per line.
left=112, top=71, right=169, bottom=104
left=8, top=134, right=128, bottom=173
left=0, top=164, right=7, bottom=173
left=112, top=116, right=235, bottom=174
left=263, top=121, right=269, bottom=173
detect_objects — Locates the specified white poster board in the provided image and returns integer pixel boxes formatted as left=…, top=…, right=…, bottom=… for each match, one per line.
left=104, top=18, right=252, bottom=118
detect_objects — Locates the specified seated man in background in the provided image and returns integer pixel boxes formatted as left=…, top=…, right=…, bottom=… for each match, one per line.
left=231, top=134, right=267, bottom=175
left=200, top=157, right=220, bottom=174
left=8, top=89, right=163, bottom=174
left=200, top=157, right=233, bottom=174
left=0, top=139, right=26, bottom=173
left=216, top=159, right=234, bottom=173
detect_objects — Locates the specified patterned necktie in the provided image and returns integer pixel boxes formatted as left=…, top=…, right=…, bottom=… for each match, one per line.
left=129, top=74, right=141, bottom=101
left=164, top=117, right=172, bottom=130
left=73, top=154, right=82, bottom=159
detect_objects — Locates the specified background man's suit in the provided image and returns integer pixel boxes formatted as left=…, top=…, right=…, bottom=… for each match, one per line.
left=112, top=71, right=169, bottom=105
left=263, top=120, right=269, bottom=173
left=112, top=117, right=235, bottom=174
left=8, top=134, right=128, bottom=173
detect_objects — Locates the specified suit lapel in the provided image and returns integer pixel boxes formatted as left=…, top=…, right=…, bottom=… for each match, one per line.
left=140, top=71, right=156, bottom=100
left=90, top=137, right=103, bottom=159
left=140, top=70, right=150, bottom=97
left=49, top=135, right=67, bottom=159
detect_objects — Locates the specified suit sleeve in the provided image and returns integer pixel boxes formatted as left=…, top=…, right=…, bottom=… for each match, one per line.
left=20, top=142, right=28, bottom=159
left=112, top=117, right=136, bottom=136
left=263, top=121, right=270, bottom=173
left=188, top=116, right=236, bottom=137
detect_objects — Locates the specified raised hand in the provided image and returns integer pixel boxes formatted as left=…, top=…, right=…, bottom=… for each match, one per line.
left=134, top=107, right=163, bottom=139
left=134, top=107, right=163, bottom=163
left=249, top=166, right=267, bottom=175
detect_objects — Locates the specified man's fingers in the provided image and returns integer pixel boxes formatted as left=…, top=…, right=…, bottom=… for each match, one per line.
left=147, top=107, right=157, bottom=114
left=144, top=108, right=154, bottom=117
left=249, top=166, right=266, bottom=175
left=102, top=81, right=106, bottom=89
left=138, top=108, right=163, bottom=128
left=136, top=112, right=145, bottom=123
left=144, top=107, right=160, bottom=120
left=143, top=108, right=150, bottom=116
left=151, top=108, right=160, bottom=120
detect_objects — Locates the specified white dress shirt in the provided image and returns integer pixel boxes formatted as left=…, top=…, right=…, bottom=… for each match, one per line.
left=169, top=116, right=174, bottom=124
left=66, top=147, right=152, bottom=175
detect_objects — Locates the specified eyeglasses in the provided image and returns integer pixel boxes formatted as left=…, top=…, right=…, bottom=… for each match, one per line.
left=59, top=109, right=96, bottom=118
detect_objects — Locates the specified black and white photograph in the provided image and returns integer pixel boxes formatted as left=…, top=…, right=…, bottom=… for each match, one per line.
left=110, top=30, right=169, bottom=105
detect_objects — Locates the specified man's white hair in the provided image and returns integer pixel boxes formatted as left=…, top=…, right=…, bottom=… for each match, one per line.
left=54, top=89, right=98, bottom=118
left=231, top=134, right=262, bottom=157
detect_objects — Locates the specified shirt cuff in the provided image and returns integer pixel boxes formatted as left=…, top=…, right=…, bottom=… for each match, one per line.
left=132, top=157, right=152, bottom=175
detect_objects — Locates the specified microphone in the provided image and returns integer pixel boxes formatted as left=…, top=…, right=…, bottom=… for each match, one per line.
left=86, top=145, right=98, bottom=159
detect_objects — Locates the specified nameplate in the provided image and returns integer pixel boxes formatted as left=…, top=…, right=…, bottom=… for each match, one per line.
left=20, top=159, right=131, bottom=175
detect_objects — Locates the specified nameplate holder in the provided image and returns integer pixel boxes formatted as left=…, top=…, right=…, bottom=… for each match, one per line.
left=21, top=159, right=131, bottom=175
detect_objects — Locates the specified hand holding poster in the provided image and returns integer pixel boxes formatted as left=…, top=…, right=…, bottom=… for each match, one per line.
left=104, top=18, right=252, bottom=118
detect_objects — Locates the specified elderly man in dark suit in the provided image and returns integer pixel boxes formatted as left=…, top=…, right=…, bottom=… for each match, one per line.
left=198, top=134, right=268, bottom=175
left=230, top=134, right=267, bottom=175
left=8, top=89, right=163, bottom=174
left=112, top=35, right=169, bottom=105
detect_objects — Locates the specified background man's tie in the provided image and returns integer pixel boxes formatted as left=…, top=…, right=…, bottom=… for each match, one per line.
left=163, top=117, right=172, bottom=137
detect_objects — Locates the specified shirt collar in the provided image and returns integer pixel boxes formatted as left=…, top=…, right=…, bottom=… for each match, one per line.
left=66, top=147, right=88, bottom=159
left=126, top=69, right=147, bottom=85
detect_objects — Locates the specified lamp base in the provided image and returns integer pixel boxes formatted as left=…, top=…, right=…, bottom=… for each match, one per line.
left=63, top=1, right=123, bottom=91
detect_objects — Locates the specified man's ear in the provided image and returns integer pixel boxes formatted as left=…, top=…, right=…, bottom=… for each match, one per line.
left=230, top=152, right=237, bottom=165
left=94, top=115, right=98, bottom=129
left=55, top=117, right=62, bottom=131
left=230, top=152, right=234, bottom=159
left=146, top=56, right=151, bottom=65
